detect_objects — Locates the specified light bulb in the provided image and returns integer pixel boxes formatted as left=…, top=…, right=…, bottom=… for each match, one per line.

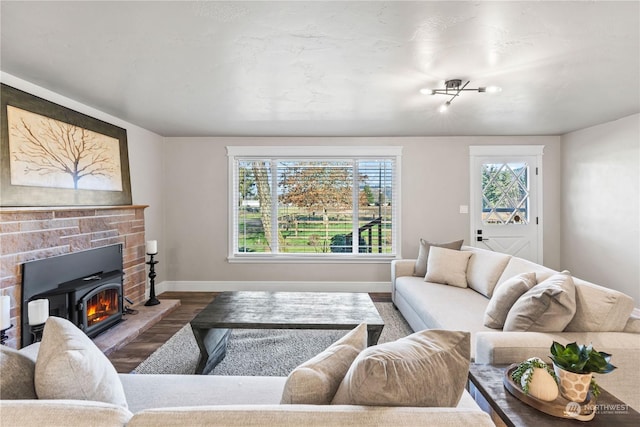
left=420, top=88, right=435, bottom=95
left=485, top=86, right=502, bottom=93
left=438, top=102, right=450, bottom=113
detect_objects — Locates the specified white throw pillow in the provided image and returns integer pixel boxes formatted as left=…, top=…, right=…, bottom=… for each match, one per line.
left=483, top=272, right=537, bottom=329
left=280, top=323, right=367, bottom=404
left=35, top=316, right=128, bottom=408
left=414, top=239, right=464, bottom=277
left=424, top=246, right=473, bottom=288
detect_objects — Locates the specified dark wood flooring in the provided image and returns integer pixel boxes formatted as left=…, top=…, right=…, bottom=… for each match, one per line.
left=107, top=291, right=392, bottom=373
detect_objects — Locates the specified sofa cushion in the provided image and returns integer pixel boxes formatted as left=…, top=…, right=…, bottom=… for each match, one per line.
left=280, top=323, right=367, bottom=404
left=424, top=247, right=472, bottom=288
left=35, top=316, right=128, bottom=408
left=497, top=256, right=556, bottom=286
left=565, top=277, right=636, bottom=332
left=0, top=346, right=37, bottom=399
left=414, top=238, right=463, bottom=277
left=394, top=276, right=492, bottom=358
left=464, top=247, right=512, bottom=297
left=504, top=271, right=576, bottom=332
left=484, top=272, right=537, bottom=329
left=331, top=329, right=470, bottom=407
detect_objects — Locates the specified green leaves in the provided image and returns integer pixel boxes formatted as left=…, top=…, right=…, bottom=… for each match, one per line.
left=549, top=341, right=616, bottom=374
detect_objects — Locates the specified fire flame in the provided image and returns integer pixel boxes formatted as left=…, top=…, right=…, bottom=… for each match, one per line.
left=86, top=289, right=119, bottom=327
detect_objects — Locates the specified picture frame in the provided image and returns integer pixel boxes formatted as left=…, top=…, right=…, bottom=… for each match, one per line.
left=1, top=83, right=132, bottom=207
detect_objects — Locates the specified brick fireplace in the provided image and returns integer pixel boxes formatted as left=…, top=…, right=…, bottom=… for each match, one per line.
left=0, top=205, right=148, bottom=348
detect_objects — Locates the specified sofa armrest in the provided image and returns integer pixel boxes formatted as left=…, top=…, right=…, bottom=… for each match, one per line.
left=475, top=331, right=640, bottom=364
left=0, top=399, right=133, bottom=427
left=391, top=259, right=416, bottom=302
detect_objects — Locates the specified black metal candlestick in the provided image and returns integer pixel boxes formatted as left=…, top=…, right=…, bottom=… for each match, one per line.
left=145, top=253, right=160, bottom=306
left=0, top=324, right=13, bottom=345
left=30, top=323, right=45, bottom=343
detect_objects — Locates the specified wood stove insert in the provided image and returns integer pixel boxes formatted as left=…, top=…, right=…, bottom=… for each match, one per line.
left=21, top=244, right=124, bottom=347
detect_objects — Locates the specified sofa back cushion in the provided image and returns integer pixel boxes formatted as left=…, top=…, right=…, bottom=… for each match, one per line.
left=497, top=256, right=556, bottom=286
left=463, top=247, right=511, bottom=298
left=0, top=346, right=37, bottom=399
left=565, top=278, right=635, bottom=332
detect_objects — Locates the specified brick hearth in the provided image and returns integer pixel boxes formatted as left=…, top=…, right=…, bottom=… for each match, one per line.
left=0, top=205, right=148, bottom=348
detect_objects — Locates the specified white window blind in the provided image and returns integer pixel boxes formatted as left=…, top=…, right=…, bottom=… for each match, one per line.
left=228, top=146, right=401, bottom=261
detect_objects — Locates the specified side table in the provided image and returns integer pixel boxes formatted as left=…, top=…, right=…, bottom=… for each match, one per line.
left=468, top=363, right=640, bottom=427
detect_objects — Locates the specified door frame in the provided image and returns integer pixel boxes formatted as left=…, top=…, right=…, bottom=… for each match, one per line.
left=469, top=145, right=544, bottom=263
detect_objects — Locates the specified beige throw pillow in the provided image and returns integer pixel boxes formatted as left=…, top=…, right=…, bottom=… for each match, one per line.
left=424, top=246, right=472, bottom=288
left=35, top=317, right=128, bottom=408
left=280, top=323, right=368, bottom=404
left=331, top=329, right=470, bottom=407
left=414, top=239, right=463, bottom=277
left=484, top=272, right=537, bottom=329
left=0, top=346, right=37, bottom=399
left=504, top=271, right=577, bottom=332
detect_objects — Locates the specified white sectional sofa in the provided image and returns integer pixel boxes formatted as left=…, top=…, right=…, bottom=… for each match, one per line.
left=391, top=245, right=640, bottom=411
left=2, top=374, right=493, bottom=426
left=1, top=318, right=495, bottom=427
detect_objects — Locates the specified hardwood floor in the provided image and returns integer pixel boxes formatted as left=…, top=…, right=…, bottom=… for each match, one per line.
left=107, top=291, right=392, bottom=373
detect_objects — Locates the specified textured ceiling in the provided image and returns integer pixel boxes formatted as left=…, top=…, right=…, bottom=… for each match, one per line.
left=1, top=1, right=639, bottom=137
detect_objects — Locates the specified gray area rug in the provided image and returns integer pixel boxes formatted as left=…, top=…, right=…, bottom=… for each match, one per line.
left=133, top=302, right=413, bottom=376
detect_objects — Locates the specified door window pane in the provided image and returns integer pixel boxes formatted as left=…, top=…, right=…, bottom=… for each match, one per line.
left=481, top=162, right=529, bottom=225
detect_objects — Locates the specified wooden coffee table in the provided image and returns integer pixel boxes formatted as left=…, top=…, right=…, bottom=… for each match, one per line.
left=468, top=363, right=640, bottom=427
left=190, top=291, right=385, bottom=374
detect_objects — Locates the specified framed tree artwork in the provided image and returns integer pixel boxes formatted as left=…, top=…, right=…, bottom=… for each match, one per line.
left=0, top=84, right=132, bottom=206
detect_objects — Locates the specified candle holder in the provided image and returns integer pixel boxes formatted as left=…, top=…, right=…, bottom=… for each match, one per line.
left=145, top=253, right=160, bottom=306
left=30, top=323, right=45, bottom=343
left=1, top=324, right=13, bottom=345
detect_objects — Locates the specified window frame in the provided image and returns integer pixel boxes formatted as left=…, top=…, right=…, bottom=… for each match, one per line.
left=227, top=146, right=402, bottom=263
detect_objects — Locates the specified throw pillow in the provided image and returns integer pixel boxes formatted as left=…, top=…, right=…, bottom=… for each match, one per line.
left=504, top=271, right=577, bottom=332
left=0, top=346, right=37, bottom=399
left=281, top=323, right=367, bottom=404
left=35, top=316, right=128, bottom=408
left=331, top=329, right=470, bottom=407
left=484, top=272, right=537, bottom=329
left=413, top=238, right=464, bottom=277
left=424, top=246, right=472, bottom=288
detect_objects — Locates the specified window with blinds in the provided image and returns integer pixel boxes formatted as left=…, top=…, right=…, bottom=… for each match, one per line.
left=227, top=146, right=401, bottom=260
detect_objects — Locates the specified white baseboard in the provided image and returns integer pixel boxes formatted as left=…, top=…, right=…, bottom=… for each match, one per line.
left=155, top=281, right=391, bottom=294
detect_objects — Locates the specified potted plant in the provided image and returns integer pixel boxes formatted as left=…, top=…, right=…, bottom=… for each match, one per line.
left=511, top=357, right=559, bottom=401
left=549, top=341, right=616, bottom=402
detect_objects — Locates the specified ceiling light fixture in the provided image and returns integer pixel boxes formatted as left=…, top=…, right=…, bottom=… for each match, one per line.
left=421, top=79, right=501, bottom=113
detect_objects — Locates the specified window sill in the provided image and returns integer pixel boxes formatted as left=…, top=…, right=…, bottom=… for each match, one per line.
left=227, top=254, right=400, bottom=264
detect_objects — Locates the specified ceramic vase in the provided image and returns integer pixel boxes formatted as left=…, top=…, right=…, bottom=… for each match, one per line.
left=553, top=364, right=592, bottom=402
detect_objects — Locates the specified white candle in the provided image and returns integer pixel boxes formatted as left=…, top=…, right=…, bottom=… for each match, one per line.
left=146, top=240, right=158, bottom=255
left=0, top=295, right=10, bottom=330
left=28, top=299, right=49, bottom=326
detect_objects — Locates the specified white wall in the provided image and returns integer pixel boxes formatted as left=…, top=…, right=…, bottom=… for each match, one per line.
left=561, top=114, right=640, bottom=303
left=162, top=136, right=561, bottom=289
left=0, top=73, right=167, bottom=283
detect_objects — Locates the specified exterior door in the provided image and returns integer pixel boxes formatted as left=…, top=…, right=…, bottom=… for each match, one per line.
left=469, top=146, right=544, bottom=263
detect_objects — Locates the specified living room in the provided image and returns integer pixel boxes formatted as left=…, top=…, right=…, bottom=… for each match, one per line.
left=1, top=1, right=639, bottom=426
